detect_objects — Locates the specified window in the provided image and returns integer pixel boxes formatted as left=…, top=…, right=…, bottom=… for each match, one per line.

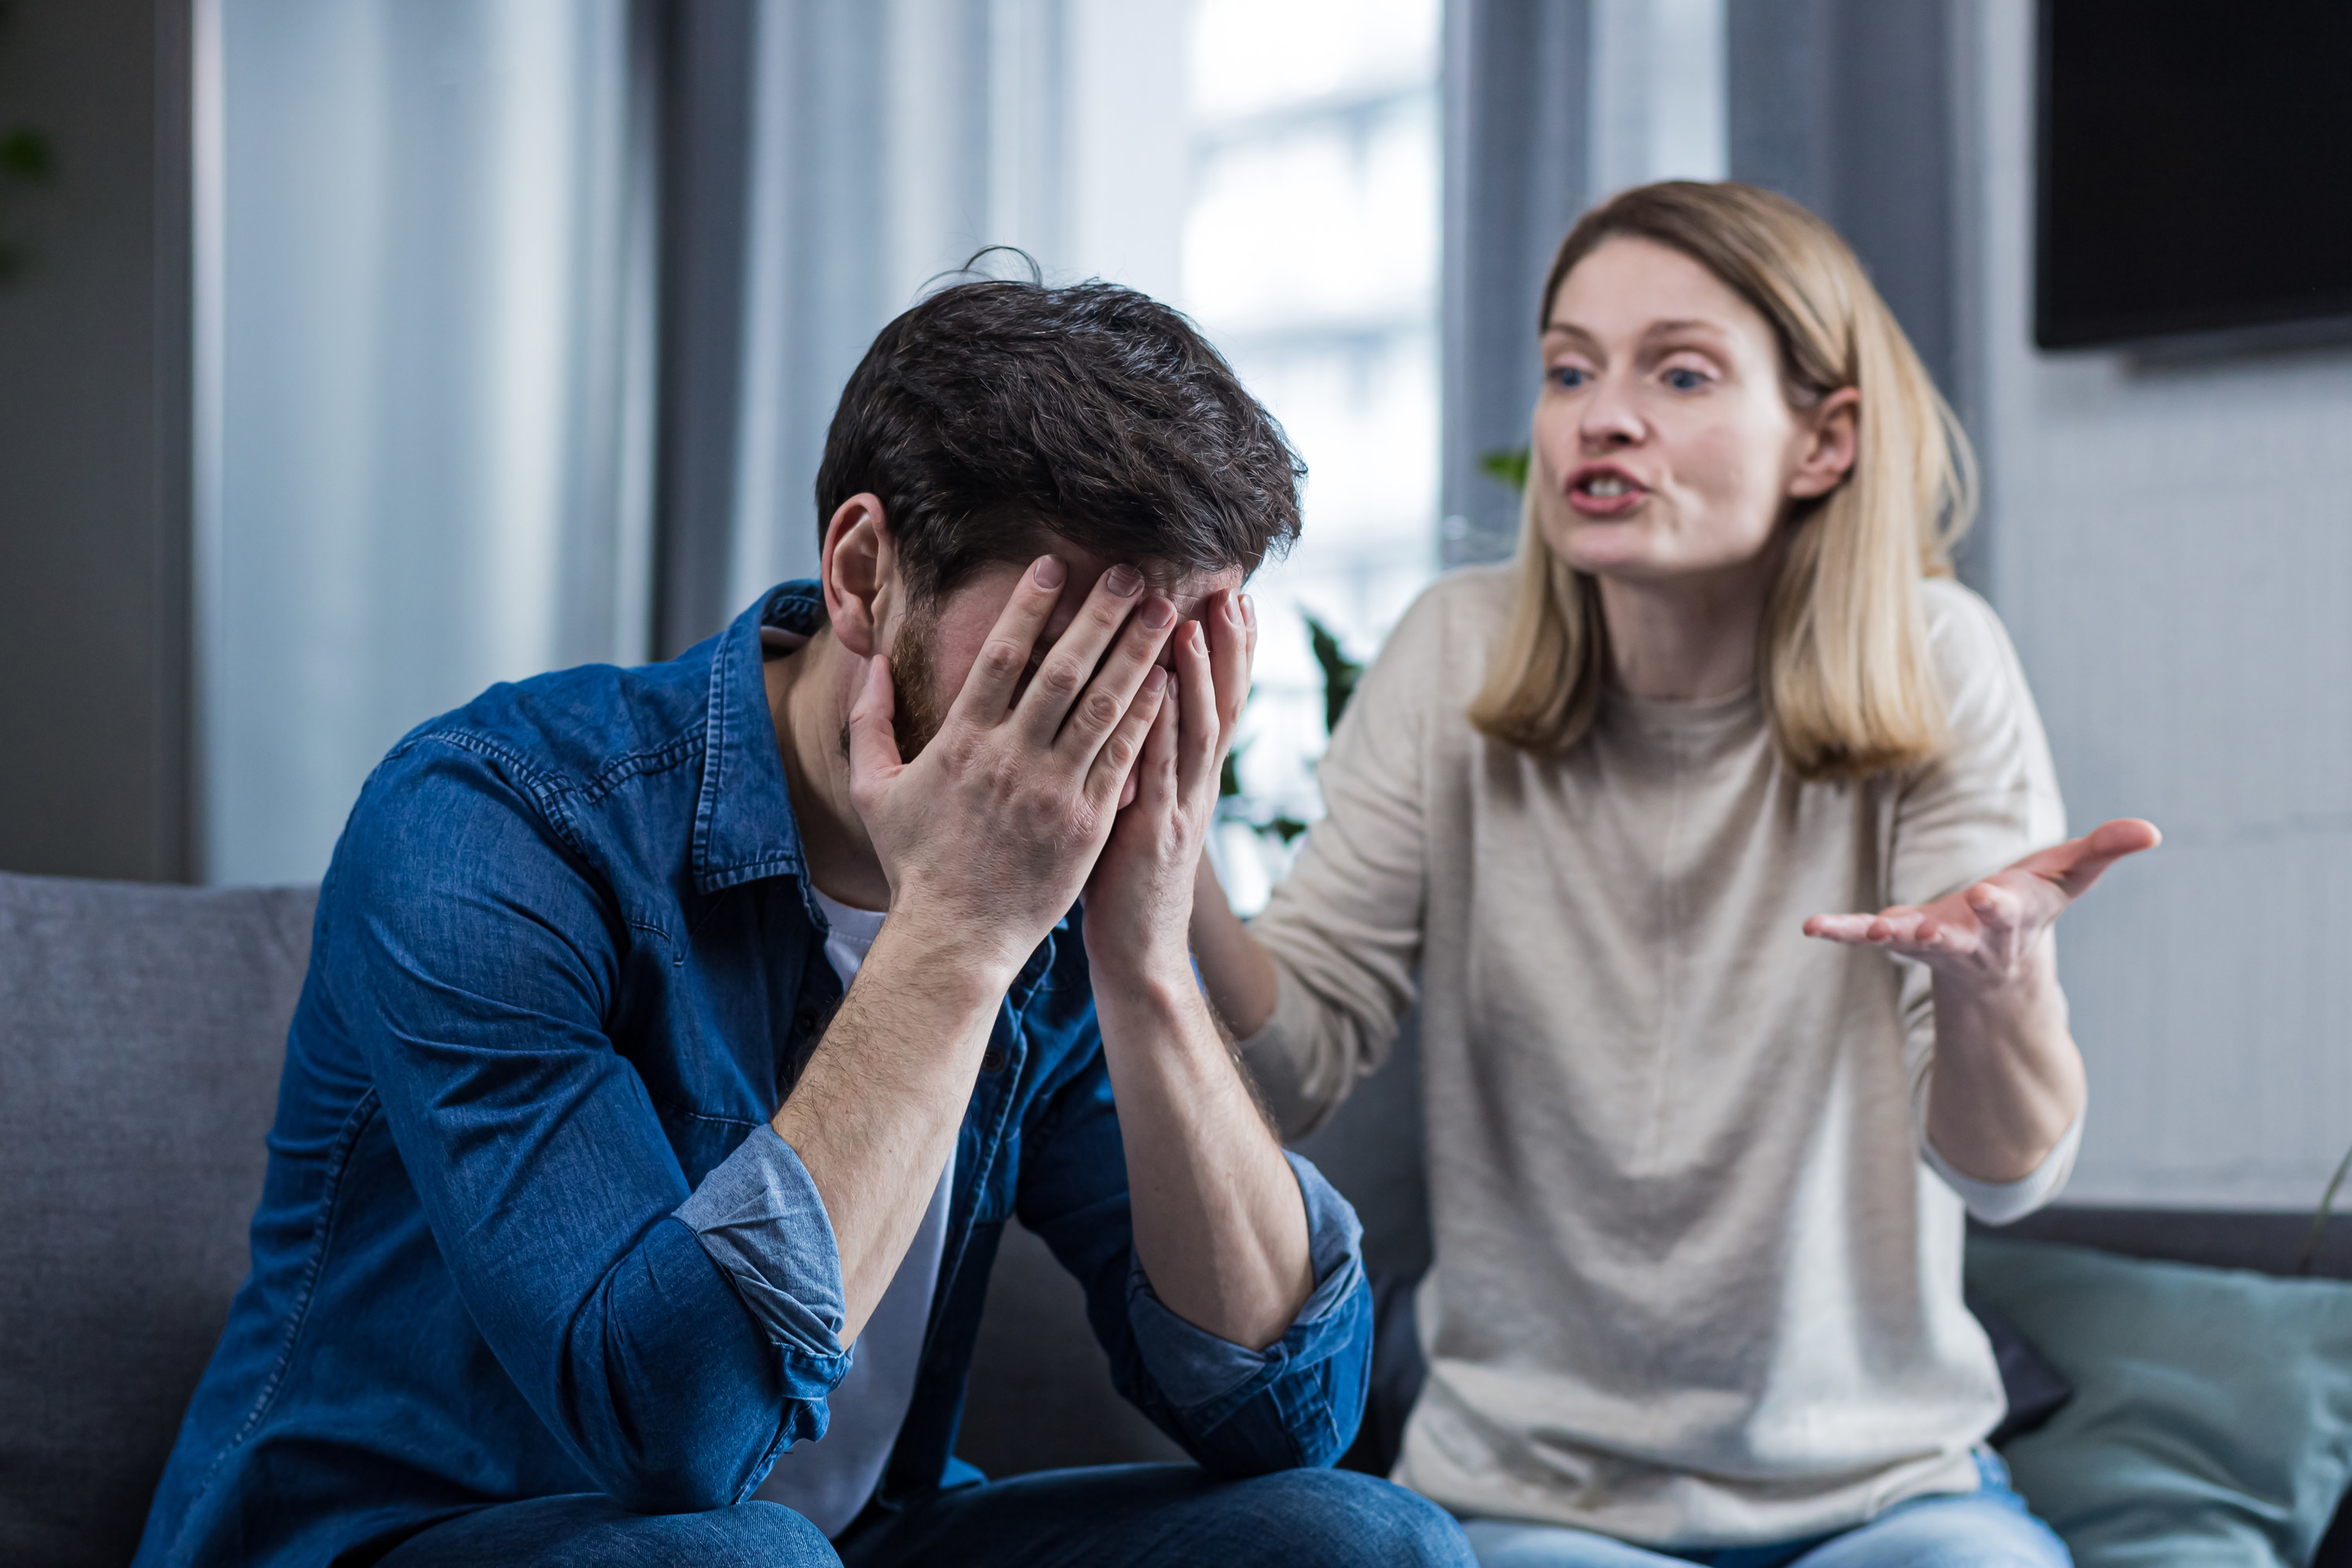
left=1181, top=0, right=1443, bottom=910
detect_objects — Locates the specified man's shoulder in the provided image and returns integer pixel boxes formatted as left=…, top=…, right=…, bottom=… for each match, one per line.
left=381, top=645, right=717, bottom=808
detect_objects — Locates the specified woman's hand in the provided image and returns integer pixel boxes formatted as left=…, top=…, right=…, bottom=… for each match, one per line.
left=1801, top=818, right=2161, bottom=993
left=1805, top=817, right=2160, bottom=1183
left=1082, top=590, right=1255, bottom=989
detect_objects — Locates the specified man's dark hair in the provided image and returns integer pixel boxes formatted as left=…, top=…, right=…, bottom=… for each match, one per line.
left=815, top=274, right=1303, bottom=599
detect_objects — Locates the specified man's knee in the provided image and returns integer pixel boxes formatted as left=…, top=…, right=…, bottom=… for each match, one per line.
left=1249, top=1468, right=1474, bottom=1568
left=381, top=1495, right=839, bottom=1568
left=726, top=1501, right=840, bottom=1566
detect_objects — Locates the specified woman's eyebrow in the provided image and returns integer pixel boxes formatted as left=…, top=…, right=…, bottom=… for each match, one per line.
left=1640, top=318, right=1734, bottom=346
left=1541, top=322, right=1601, bottom=353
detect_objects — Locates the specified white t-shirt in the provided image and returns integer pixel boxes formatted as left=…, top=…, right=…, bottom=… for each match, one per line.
left=752, top=887, right=954, bottom=1537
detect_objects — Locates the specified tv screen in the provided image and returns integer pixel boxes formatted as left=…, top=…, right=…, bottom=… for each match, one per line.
left=2036, top=0, right=2352, bottom=350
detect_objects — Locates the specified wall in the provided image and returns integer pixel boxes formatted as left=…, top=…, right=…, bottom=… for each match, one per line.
left=1966, top=0, right=2352, bottom=1206
left=0, top=0, right=191, bottom=882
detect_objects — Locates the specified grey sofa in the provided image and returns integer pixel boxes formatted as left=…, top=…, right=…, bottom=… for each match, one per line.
left=6, top=869, right=2350, bottom=1566
left=0, top=869, right=1210, bottom=1566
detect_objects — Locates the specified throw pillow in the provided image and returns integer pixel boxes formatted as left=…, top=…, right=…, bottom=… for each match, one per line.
left=1966, top=1236, right=2352, bottom=1567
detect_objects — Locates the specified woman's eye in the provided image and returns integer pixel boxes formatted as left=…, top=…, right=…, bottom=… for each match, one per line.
left=1663, top=366, right=1709, bottom=391
left=1550, top=365, right=1590, bottom=390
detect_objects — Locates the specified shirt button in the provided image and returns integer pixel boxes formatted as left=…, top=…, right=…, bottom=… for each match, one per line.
left=980, top=1047, right=1007, bottom=1073
left=794, top=1008, right=818, bottom=1037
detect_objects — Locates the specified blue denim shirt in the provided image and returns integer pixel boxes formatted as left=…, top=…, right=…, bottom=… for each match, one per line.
left=135, top=584, right=1372, bottom=1568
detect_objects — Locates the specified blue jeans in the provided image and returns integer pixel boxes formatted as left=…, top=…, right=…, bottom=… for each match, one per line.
left=379, top=1464, right=1475, bottom=1567
left=1461, top=1453, right=2069, bottom=1568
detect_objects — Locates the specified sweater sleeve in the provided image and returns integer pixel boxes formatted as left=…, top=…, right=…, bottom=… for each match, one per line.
left=1889, top=581, right=2076, bottom=1219
left=1239, top=583, right=1456, bottom=1138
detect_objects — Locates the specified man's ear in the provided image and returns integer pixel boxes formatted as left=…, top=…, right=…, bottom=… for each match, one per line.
left=819, top=493, right=899, bottom=657
left=1787, top=387, right=1860, bottom=501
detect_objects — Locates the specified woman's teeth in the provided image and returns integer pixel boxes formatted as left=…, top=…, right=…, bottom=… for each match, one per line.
left=1586, top=476, right=1629, bottom=496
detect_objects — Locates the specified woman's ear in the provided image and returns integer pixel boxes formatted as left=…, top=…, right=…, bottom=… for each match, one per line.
left=820, top=494, right=898, bottom=657
left=1787, top=387, right=1861, bottom=500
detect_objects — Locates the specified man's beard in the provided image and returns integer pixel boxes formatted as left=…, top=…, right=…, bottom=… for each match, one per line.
left=884, top=597, right=951, bottom=761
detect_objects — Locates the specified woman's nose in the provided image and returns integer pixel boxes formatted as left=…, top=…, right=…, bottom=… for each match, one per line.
left=1578, top=373, right=1645, bottom=448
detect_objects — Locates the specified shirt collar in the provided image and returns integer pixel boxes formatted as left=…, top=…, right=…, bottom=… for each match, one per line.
left=691, top=580, right=826, bottom=896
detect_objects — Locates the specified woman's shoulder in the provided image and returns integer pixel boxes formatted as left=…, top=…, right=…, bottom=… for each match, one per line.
left=1911, top=575, right=2055, bottom=788
left=1380, top=562, right=1518, bottom=675
left=1918, top=573, right=2002, bottom=640
left=1323, top=564, right=1515, bottom=759
left=1917, top=575, right=2031, bottom=707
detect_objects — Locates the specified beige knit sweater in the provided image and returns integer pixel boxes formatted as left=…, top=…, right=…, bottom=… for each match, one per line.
left=1241, top=566, right=2068, bottom=1546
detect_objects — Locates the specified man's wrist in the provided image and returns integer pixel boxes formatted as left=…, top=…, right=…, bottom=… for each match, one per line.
left=1090, top=945, right=1218, bottom=1045
left=1087, top=934, right=1195, bottom=1000
left=866, top=904, right=1033, bottom=1006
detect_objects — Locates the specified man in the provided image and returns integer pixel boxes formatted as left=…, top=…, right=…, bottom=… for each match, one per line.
left=135, top=279, right=1469, bottom=1567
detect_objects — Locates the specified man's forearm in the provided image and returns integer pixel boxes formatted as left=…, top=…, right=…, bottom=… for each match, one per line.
left=1925, top=942, right=2086, bottom=1183
left=1189, top=855, right=1279, bottom=1039
left=1094, top=960, right=1314, bottom=1351
left=771, top=919, right=1007, bottom=1341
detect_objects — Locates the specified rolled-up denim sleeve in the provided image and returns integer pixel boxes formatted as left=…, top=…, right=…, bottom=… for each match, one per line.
left=676, top=1124, right=852, bottom=1377
left=1123, top=1152, right=1369, bottom=1451
left=328, top=741, right=838, bottom=1513
left=1016, top=1054, right=1373, bottom=1475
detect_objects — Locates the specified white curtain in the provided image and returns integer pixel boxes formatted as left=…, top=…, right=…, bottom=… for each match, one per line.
left=199, top=0, right=652, bottom=885
left=196, top=0, right=1186, bottom=886
left=721, top=0, right=1187, bottom=615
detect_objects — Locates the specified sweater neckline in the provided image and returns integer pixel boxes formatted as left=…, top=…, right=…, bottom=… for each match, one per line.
left=1604, top=682, right=1762, bottom=732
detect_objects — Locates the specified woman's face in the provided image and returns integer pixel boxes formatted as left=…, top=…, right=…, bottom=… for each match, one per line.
left=1530, top=235, right=1853, bottom=586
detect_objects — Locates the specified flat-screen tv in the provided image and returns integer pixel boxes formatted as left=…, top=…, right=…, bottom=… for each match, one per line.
left=2036, top=0, right=2352, bottom=350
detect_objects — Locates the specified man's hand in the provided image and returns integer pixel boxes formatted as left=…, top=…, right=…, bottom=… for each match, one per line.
left=847, top=556, right=1177, bottom=986
left=786, top=555, right=1174, bottom=1339
left=1082, top=588, right=1256, bottom=985
left=1077, top=587, right=1310, bottom=1350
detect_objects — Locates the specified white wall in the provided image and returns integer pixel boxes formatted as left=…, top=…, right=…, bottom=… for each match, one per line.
left=1966, top=0, right=2352, bottom=1207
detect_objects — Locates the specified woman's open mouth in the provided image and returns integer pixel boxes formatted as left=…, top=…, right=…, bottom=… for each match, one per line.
left=1566, top=464, right=1649, bottom=518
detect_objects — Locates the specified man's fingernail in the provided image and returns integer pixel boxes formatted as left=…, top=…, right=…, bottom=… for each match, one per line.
left=1189, top=622, right=1207, bottom=653
left=1224, top=593, right=1246, bottom=626
left=1142, top=597, right=1176, bottom=629
left=1144, top=666, right=1168, bottom=694
left=1034, top=556, right=1065, bottom=589
left=1105, top=564, right=1144, bottom=597
left=1240, top=593, right=1256, bottom=626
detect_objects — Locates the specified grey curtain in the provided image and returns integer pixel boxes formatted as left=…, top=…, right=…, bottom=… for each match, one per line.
left=1727, top=0, right=1959, bottom=404
left=648, top=0, right=1004, bottom=659
left=1439, top=0, right=1592, bottom=569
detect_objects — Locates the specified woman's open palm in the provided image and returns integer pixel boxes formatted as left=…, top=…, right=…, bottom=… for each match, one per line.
left=1803, top=818, right=2161, bottom=987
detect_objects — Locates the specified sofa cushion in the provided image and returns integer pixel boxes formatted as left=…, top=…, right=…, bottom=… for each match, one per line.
left=0, top=873, right=316, bottom=1568
left=1967, top=1235, right=2352, bottom=1568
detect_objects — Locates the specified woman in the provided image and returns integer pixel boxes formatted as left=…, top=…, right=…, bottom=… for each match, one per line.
left=1189, top=182, right=2157, bottom=1566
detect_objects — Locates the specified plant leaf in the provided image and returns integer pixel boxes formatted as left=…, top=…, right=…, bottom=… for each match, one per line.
left=0, top=127, right=53, bottom=182
left=1301, top=612, right=1363, bottom=737
left=1477, top=446, right=1530, bottom=494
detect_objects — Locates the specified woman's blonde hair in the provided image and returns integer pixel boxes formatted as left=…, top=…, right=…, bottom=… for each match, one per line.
left=1465, top=180, right=1976, bottom=780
